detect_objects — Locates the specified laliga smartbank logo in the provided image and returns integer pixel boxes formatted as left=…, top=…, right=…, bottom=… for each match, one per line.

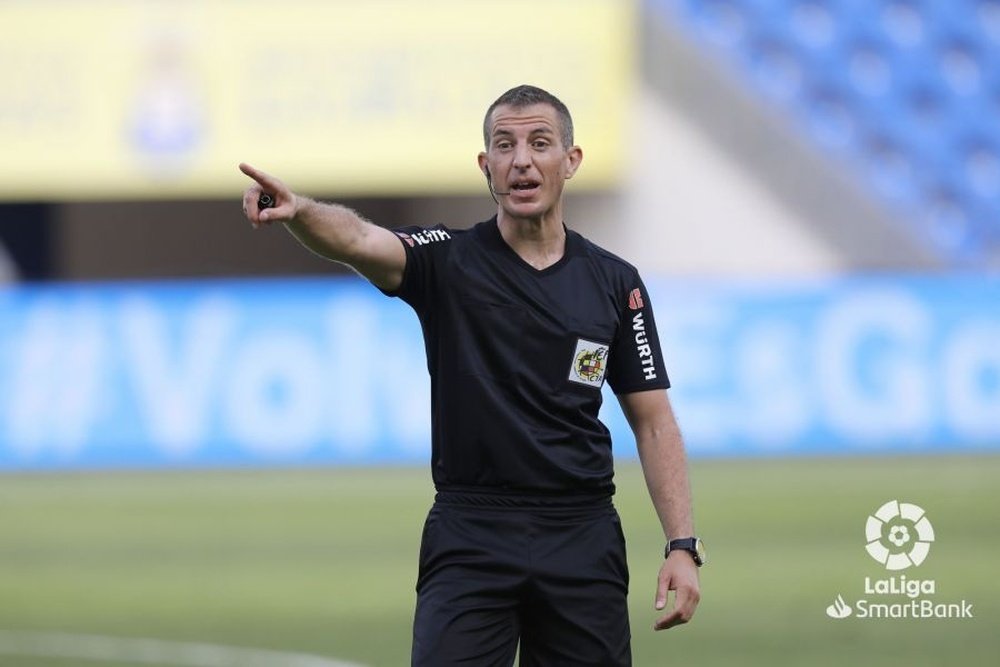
left=864, top=499, right=934, bottom=570
left=825, top=500, right=973, bottom=621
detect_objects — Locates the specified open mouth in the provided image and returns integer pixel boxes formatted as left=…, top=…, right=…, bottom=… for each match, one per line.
left=510, top=180, right=541, bottom=193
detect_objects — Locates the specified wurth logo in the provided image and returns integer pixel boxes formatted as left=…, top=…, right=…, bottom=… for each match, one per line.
left=395, top=229, right=450, bottom=248
left=411, top=229, right=451, bottom=245
left=632, top=312, right=657, bottom=380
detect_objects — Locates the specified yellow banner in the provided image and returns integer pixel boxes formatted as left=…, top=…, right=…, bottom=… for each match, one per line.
left=0, top=0, right=634, bottom=200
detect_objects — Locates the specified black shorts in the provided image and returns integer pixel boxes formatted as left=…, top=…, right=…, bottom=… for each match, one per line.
left=411, top=494, right=631, bottom=666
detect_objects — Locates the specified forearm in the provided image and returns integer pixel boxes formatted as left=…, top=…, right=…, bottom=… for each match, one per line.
left=638, top=409, right=702, bottom=630
left=240, top=163, right=406, bottom=290
left=635, top=414, right=694, bottom=541
left=284, top=197, right=373, bottom=265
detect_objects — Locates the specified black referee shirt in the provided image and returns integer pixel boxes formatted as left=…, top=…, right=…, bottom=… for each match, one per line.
left=381, top=216, right=670, bottom=498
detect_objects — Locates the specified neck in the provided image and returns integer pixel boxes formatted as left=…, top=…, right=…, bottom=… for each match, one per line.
left=496, top=210, right=567, bottom=270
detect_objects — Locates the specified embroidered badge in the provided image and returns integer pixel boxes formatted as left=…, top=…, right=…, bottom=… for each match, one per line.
left=568, top=338, right=610, bottom=388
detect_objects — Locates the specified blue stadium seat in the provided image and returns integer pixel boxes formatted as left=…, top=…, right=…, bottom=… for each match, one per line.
left=649, top=0, right=1000, bottom=264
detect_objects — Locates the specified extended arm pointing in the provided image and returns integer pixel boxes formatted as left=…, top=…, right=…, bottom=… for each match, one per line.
left=239, top=163, right=406, bottom=291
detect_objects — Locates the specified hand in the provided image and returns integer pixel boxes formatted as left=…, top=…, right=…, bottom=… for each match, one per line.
left=239, top=163, right=298, bottom=229
left=653, top=550, right=700, bottom=630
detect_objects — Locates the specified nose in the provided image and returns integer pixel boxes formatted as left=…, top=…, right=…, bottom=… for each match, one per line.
left=512, top=144, right=531, bottom=170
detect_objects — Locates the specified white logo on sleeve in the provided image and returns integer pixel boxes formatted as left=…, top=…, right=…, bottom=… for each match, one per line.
left=395, top=229, right=450, bottom=248
left=568, top=339, right=609, bottom=388
left=631, top=312, right=657, bottom=380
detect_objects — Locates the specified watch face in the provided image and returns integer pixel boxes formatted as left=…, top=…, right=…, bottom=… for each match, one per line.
left=695, top=538, right=707, bottom=566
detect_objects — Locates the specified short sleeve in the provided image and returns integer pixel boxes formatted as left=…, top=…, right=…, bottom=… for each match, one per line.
left=377, top=224, right=453, bottom=315
left=605, top=274, right=671, bottom=394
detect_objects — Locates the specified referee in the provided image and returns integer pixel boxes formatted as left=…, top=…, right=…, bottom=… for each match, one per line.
left=240, top=85, right=702, bottom=666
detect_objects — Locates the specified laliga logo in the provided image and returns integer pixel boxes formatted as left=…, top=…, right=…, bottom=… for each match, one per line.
left=826, top=500, right=971, bottom=620
left=865, top=500, right=935, bottom=570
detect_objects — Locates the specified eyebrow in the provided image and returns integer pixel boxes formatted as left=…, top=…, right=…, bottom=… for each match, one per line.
left=491, top=127, right=556, bottom=139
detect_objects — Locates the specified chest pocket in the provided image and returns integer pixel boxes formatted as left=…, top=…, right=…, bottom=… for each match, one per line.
left=527, top=328, right=614, bottom=395
left=448, top=296, right=528, bottom=383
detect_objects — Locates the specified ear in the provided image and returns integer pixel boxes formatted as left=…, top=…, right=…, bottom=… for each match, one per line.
left=563, top=145, right=583, bottom=179
left=477, top=152, right=488, bottom=176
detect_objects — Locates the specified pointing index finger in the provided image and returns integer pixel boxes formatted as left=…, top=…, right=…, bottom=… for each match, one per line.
left=238, top=162, right=280, bottom=191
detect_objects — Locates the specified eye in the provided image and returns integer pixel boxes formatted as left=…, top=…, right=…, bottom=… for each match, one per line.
left=531, top=139, right=550, bottom=149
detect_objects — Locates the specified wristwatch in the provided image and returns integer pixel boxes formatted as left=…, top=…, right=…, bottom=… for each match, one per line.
left=665, top=537, right=707, bottom=567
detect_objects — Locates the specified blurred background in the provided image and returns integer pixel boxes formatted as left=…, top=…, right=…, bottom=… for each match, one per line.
left=1, top=1, right=998, bottom=666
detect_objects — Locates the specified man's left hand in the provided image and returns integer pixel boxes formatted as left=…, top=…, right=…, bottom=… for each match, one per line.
left=653, top=550, right=701, bottom=630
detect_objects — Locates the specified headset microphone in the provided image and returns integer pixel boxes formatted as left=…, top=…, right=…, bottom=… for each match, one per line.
left=485, top=167, right=511, bottom=202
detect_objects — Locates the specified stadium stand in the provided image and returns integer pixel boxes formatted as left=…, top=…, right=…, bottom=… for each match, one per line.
left=649, top=0, right=1000, bottom=265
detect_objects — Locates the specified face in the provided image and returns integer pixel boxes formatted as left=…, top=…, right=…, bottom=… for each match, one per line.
left=478, top=103, right=583, bottom=223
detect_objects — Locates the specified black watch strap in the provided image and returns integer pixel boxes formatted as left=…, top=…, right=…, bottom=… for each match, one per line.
left=666, top=537, right=705, bottom=566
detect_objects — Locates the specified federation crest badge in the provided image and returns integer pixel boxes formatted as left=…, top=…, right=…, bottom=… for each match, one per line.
left=569, top=339, right=610, bottom=388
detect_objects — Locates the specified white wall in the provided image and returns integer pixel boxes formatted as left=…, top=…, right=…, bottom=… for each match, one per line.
left=583, top=88, right=846, bottom=275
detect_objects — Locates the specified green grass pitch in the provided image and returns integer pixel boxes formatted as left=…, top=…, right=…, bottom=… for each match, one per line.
left=0, top=455, right=997, bottom=666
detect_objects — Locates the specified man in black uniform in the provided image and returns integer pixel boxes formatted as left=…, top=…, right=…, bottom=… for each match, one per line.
left=240, top=85, right=702, bottom=666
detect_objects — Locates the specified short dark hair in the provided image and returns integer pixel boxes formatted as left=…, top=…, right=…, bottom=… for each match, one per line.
left=483, top=85, right=574, bottom=150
